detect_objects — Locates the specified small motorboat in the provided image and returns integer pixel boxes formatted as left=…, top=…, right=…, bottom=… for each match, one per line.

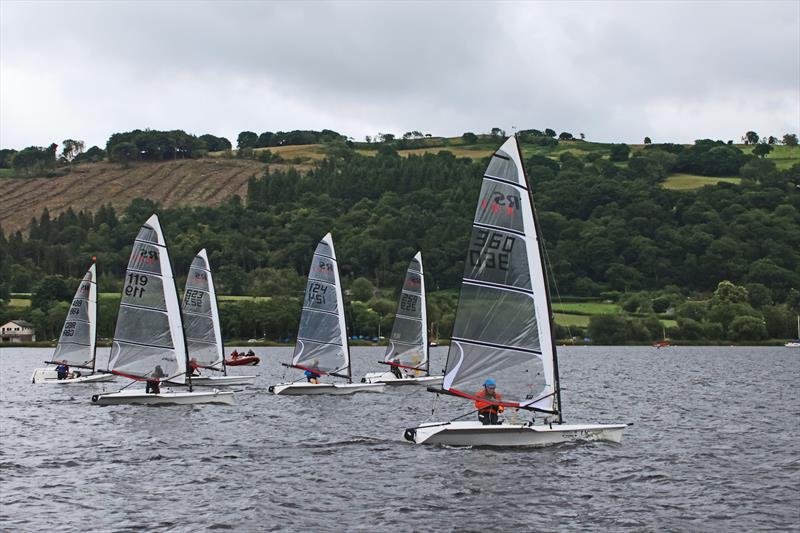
left=225, top=354, right=260, bottom=366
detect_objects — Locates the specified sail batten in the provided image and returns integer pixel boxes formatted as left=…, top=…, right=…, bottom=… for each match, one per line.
left=462, top=278, right=534, bottom=295
left=442, top=138, right=557, bottom=412
left=291, top=233, right=350, bottom=378
left=296, top=337, right=342, bottom=347
left=106, top=214, right=187, bottom=384
left=483, top=174, right=527, bottom=189
left=473, top=221, right=527, bottom=238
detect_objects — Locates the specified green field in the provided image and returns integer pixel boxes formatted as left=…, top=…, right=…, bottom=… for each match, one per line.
left=763, top=144, right=800, bottom=169
left=727, top=144, right=799, bottom=169
left=218, top=295, right=271, bottom=303
left=552, top=302, right=620, bottom=315
left=663, top=173, right=742, bottom=191
left=554, top=313, right=590, bottom=327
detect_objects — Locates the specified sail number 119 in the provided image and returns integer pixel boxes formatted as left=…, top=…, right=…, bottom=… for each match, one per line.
left=125, top=273, right=148, bottom=298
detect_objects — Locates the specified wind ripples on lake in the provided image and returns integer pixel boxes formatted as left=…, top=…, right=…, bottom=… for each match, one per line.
left=1, top=346, right=798, bottom=531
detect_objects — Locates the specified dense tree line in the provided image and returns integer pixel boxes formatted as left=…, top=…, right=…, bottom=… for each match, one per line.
left=1, top=137, right=798, bottom=342
left=588, top=281, right=800, bottom=344
left=236, top=129, right=345, bottom=150
left=105, top=129, right=231, bottom=162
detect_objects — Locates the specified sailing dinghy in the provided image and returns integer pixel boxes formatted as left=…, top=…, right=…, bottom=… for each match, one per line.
left=784, top=315, right=800, bottom=347
left=270, top=233, right=384, bottom=395
left=176, top=249, right=255, bottom=387
left=404, top=137, right=626, bottom=447
left=31, top=261, right=116, bottom=384
left=91, top=215, right=233, bottom=406
left=362, top=252, right=442, bottom=386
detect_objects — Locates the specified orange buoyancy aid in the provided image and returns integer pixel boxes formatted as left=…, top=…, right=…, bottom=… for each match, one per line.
left=474, top=388, right=505, bottom=414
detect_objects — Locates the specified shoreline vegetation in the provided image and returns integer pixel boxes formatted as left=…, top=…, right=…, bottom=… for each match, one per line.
left=1, top=129, right=798, bottom=347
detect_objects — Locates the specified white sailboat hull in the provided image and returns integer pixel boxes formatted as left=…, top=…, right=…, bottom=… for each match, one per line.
left=169, top=375, right=256, bottom=387
left=270, top=381, right=385, bottom=395
left=404, top=421, right=627, bottom=447
left=361, top=371, right=443, bottom=386
left=31, top=368, right=116, bottom=384
left=91, top=388, right=235, bottom=406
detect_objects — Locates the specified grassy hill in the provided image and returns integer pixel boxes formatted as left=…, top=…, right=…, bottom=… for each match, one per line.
left=663, top=174, right=742, bottom=190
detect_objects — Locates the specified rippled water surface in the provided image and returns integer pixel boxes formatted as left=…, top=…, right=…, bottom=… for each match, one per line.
left=1, top=346, right=798, bottom=532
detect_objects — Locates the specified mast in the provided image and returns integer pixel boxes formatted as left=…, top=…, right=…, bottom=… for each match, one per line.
left=420, top=252, right=430, bottom=376
left=163, top=215, right=192, bottom=392
left=327, top=233, right=350, bottom=383
left=90, top=257, right=98, bottom=373
left=214, top=274, right=227, bottom=376
left=515, top=134, right=563, bottom=423
left=330, top=234, right=351, bottom=383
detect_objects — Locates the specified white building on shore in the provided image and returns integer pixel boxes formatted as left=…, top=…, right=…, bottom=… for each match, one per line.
left=1, top=320, right=36, bottom=343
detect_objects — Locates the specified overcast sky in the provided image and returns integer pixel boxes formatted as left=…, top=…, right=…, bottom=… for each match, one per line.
left=1, top=1, right=798, bottom=150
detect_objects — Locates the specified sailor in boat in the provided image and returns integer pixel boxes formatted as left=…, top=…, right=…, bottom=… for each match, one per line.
left=188, top=358, right=202, bottom=376
left=390, top=356, right=403, bottom=379
left=305, top=358, right=322, bottom=384
left=56, top=362, right=70, bottom=380
left=145, top=365, right=166, bottom=394
left=230, top=349, right=239, bottom=360
left=475, top=379, right=504, bottom=425
left=246, top=349, right=256, bottom=358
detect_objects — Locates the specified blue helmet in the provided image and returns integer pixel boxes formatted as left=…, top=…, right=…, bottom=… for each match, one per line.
left=484, top=378, right=496, bottom=387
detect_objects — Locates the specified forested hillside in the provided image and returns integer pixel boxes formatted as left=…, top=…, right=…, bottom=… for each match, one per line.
left=1, top=130, right=799, bottom=344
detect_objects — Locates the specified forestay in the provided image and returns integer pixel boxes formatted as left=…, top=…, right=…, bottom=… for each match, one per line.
left=106, top=214, right=187, bottom=384
left=292, top=233, right=349, bottom=377
left=442, top=137, right=557, bottom=413
left=384, top=252, right=428, bottom=373
left=51, top=263, right=97, bottom=369
left=182, top=249, right=224, bottom=371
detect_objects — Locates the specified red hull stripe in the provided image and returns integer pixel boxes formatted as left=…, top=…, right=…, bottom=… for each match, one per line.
left=448, top=388, right=521, bottom=408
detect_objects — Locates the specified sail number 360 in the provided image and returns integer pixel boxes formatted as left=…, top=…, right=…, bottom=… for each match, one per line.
left=469, top=229, right=515, bottom=271
left=125, top=273, right=148, bottom=298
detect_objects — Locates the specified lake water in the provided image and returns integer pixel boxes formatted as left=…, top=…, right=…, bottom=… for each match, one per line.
left=1, top=346, right=798, bottom=532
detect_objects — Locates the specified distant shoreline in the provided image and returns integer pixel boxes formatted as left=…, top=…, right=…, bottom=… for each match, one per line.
left=1, top=339, right=793, bottom=349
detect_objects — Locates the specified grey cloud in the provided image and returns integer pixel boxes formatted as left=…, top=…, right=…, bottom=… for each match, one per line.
left=1, top=1, right=797, bottom=149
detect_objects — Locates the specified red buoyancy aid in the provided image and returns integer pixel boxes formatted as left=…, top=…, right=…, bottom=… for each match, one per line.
left=474, top=388, right=505, bottom=414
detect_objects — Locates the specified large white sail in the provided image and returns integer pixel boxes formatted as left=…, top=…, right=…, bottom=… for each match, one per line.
left=182, top=249, right=224, bottom=371
left=50, top=262, right=97, bottom=369
left=442, top=137, right=558, bottom=413
left=383, top=252, right=429, bottom=374
left=291, top=233, right=350, bottom=378
left=106, top=214, right=187, bottom=384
